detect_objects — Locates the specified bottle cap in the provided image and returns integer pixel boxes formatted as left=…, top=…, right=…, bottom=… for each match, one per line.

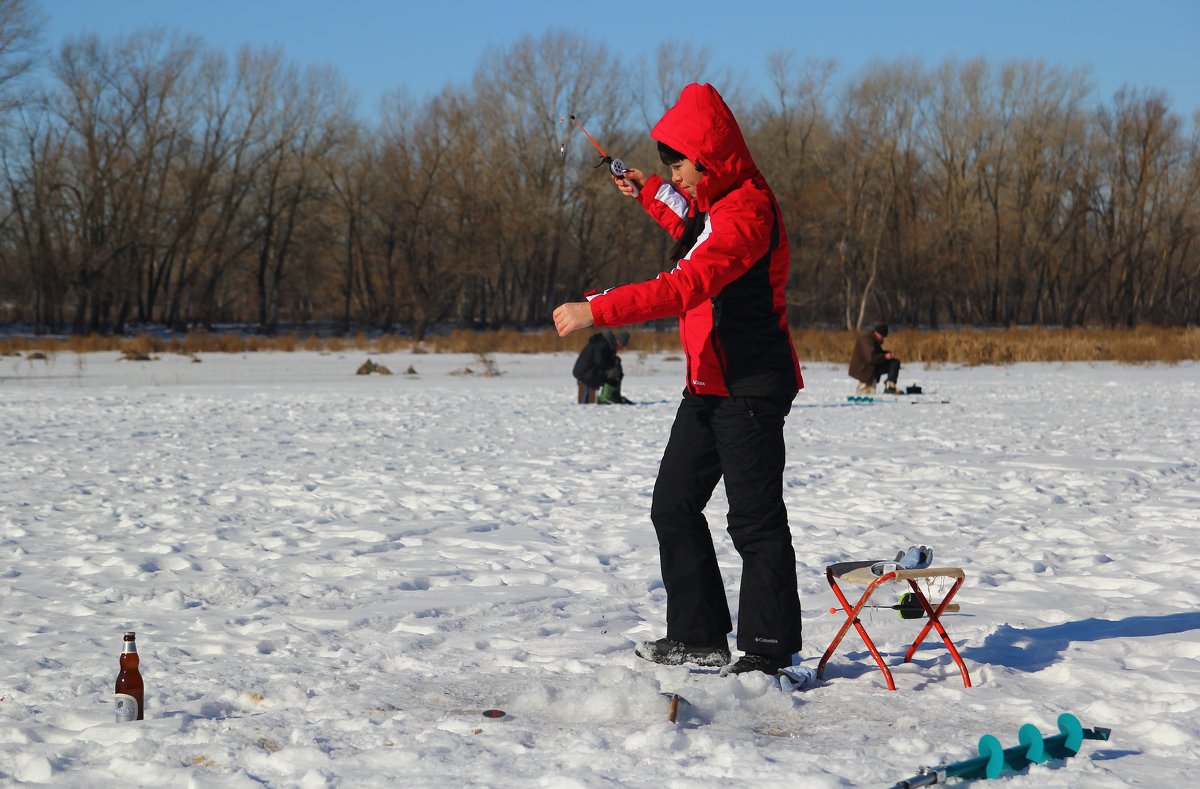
left=124, top=632, right=136, bottom=640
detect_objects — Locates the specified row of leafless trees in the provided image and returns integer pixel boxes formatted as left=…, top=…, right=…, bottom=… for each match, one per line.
left=760, top=55, right=1200, bottom=329
left=1, top=8, right=1198, bottom=335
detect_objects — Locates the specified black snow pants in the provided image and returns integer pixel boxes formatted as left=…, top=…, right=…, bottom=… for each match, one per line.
left=874, top=358, right=901, bottom=384
left=650, top=390, right=803, bottom=656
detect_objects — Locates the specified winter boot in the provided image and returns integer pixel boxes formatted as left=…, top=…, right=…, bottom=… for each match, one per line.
left=884, top=380, right=899, bottom=394
left=720, top=652, right=793, bottom=676
left=855, top=382, right=876, bottom=395
left=634, top=638, right=730, bottom=668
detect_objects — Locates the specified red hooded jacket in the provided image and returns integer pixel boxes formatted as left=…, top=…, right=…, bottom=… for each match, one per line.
left=587, top=84, right=802, bottom=398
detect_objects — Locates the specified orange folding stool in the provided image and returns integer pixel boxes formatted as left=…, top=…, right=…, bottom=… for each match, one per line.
left=817, top=559, right=972, bottom=690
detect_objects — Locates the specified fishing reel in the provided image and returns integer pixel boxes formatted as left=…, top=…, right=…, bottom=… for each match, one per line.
left=595, top=155, right=629, bottom=179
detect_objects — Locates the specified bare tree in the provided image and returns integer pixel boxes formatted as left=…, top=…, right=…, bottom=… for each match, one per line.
left=180, top=47, right=284, bottom=329
left=48, top=32, right=142, bottom=333
left=1092, top=88, right=1190, bottom=326
left=751, top=53, right=838, bottom=318
left=920, top=58, right=992, bottom=325
left=468, top=30, right=630, bottom=325
left=637, top=42, right=714, bottom=125
left=320, top=120, right=370, bottom=333
left=1, top=107, right=70, bottom=330
left=37, top=29, right=218, bottom=333
left=367, top=88, right=476, bottom=338
left=241, top=50, right=352, bottom=333
left=115, top=30, right=206, bottom=329
left=830, top=60, right=925, bottom=330
left=0, top=0, right=41, bottom=117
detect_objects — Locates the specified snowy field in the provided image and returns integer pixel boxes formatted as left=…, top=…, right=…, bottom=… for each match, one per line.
left=1, top=348, right=1197, bottom=787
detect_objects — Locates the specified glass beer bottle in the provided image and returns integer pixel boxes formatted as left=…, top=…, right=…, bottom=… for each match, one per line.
left=114, top=631, right=144, bottom=722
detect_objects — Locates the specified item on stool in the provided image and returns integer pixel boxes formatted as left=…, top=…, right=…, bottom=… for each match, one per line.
left=873, top=545, right=934, bottom=576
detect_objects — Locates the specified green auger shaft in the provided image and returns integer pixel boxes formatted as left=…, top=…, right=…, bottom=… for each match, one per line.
left=891, top=713, right=1111, bottom=787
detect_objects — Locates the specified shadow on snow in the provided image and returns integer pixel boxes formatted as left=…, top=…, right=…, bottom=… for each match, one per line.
left=962, top=612, right=1200, bottom=672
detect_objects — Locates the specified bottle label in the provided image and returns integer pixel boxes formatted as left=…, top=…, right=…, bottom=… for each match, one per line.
left=115, top=693, right=139, bottom=723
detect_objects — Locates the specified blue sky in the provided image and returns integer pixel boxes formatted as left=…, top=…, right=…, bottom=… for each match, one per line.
left=39, top=0, right=1200, bottom=122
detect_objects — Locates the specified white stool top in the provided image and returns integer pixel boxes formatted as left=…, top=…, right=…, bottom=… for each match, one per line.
left=828, top=561, right=965, bottom=586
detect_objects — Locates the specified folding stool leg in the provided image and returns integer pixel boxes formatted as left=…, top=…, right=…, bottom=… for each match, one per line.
left=817, top=569, right=898, bottom=690
left=901, top=576, right=972, bottom=688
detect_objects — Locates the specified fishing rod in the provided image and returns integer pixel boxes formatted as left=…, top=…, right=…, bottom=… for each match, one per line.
left=829, top=593, right=960, bottom=620
left=561, top=114, right=637, bottom=194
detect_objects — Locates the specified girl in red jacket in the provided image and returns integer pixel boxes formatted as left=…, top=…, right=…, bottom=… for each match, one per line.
left=553, top=83, right=803, bottom=676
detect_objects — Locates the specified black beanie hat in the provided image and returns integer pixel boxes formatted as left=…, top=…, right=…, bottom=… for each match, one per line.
left=874, top=323, right=889, bottom=337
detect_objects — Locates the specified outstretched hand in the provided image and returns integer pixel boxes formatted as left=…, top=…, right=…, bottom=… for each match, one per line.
left=553, top=302, right=594, bottom=337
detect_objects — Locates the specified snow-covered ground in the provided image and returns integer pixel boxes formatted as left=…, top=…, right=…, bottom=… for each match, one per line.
left=1, top=348, right=1197, bottom=787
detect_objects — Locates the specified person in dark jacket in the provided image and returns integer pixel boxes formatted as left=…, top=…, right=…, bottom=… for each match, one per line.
left=573, top=331, right=631, bottom=404
left=849, top=323, right=901, bottom=394
left=553, top=83, right=804, bottom=676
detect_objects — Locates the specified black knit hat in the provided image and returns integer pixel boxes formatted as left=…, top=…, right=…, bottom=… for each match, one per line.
left=874, top=323, right=889, bottom=337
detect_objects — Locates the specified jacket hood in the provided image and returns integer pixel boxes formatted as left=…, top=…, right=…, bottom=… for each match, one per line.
left=651, top=83, right=757, bottom=212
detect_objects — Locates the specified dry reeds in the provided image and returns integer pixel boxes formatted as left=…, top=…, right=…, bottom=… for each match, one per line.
left=0, top=326, right=1196, bottom=364
left=881, top=326, right=1200, bottom=366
